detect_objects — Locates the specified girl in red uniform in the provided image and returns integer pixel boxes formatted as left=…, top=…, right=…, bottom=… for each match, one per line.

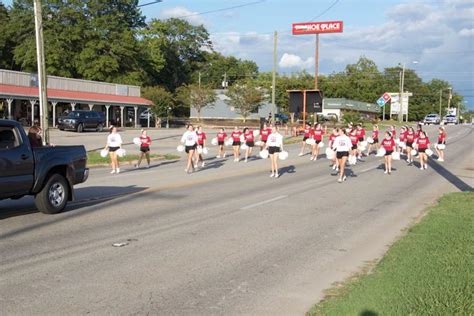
left=435, top=127, right=446, bottom=162
left=416, top=131, right=430, bottom=170
left=260, top=123, right=270, bottom=150
left=398, top=126, right=407, bottom=153
left=416, top=124, right=423, bottom=138
left=243, top=127, right=255, bottom=162
left=310, top=123, right=325, bottom=161
left=135, top=129, right=151, bottom=169
left=390, top=125, right=397, bottom=140
left=216, top=128, right=227, bottom=158
left=405, top=126, right=416, bottom=164
left=366, top=125, right=379, bottom=155
left=230, top=126, right=242, bottom=162
left=298, top=122, right=312, bottom=156
left=381, top=131, right=396, bottom=175
left=195, top=126, right=207, bottom=168
left=355, top=123, right=366, bottom=159
left=348, top=128, right=359, bottom=164
left=328, top=128, right=338, bottom=170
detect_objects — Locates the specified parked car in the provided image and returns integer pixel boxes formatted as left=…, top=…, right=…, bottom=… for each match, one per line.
left=442, top=114, right=458, bottom=125
left=274, top=113, right=289, bottom=125
left=423, top=113, right=441, bottom=125
left=0, top=120, right=89, bottom=214
left=58, top=110, right=106, bottom=132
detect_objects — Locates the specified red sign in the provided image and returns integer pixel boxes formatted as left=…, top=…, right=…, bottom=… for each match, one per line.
left=383, top=92, right=391, bottom=101
left=292, top=21, right=343, bottom=35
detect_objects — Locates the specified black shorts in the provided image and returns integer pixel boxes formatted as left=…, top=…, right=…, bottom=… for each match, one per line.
left=233, top=141, right=241, bottom=146
left=352, top=144, right=358, bottom=150
left=109, top=146, right=120, bottom=152
left=315, top=140, right=322, bottom=144
left=185, top=144, right=197, bottom=153
left=336, top=151, right=349, bottom=159
left=373, top=138, right=379, bottom=144
left=358, top=137, right=364, bottom=142
left=268, top=146, right=281, bottom=155
left=385, top=150, right=393, bottom=156
left=303, top=136, right=309, bottom=141
left=140, top=146, right=150, bottom=153
left=261, top=139, right=267, bottom=144
left=438, top=141, right=445, bottom=145
left=218, top=141, right=224, bottom=146
left=246, top=141, right=254, bottom=147
left=406, top=142, right=413, bottom=148
left=418, top=148, right=426, bottom=153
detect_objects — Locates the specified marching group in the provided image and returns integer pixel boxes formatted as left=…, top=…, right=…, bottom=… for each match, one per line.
left=102, top=122, right=448, bottom=182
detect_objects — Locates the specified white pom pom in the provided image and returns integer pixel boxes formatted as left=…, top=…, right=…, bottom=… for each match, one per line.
left=425, top=149, right=434, bottom=156
left=391, top=152, right=400, bottom=160
left=318, top=142, right=325, bottom=148
left=358, top=145, right=367, bottom=152
left=325, top=148, right=334, bottom=160
left=241, top=144, right=248, bottom=150
left=411, top=149, right=417, bottom=156
left=278, top=150, right=288, bottom=160
left=225, top=139, right=234, bottom=146
left=203, top=147, right=208, bottom=155
left=100, top=149, right=109, bottom=157
left=116, top=148, right=126, bottom=157
left=253, top=130, right=260, bottom=137
left=197, top=146, right=203, bottom=154
left=376, top=148, right=386, bottom=157
left=211, top=137, right=218, bottom=146
left=306, top=138, right=315, bottom=145
left=348, top=155, right=357, bottom=165
left=240, top=135, right=245, bottom=142
left=360, top=141, right=368, bottom=147
left=437, top=144, right=445, bottom=150
left=259, top=149, right=269, bottom=159
left=133, top=137, right=141, bottom=146
left=367, top=137, right=374, bottom=144
left=255, top=141, right=264, bottom=147
left=177, top=145, right=185, bottom=152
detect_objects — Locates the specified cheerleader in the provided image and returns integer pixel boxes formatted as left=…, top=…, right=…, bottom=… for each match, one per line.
left=332, top=128, right=352, bottom=183
left=348, top=128, right=359, bottom=164
left=195, top=126, right=207, bottom=167
left=310, top=123, right=325, bottom=161
left=298, top=123, right=312, bottom=156
left=405, top=126, right=416, bottom=164
left=355, top=123, right=366, bottom=159
left=266, top=126, right=283, bottom=178
left=260, top=123, right=270, bottom=149
left=230, top=126, right=242, bottom=162
left=416, top=131, right=430, bottom=170
left=381, top=131, right=396, bottom=175
left=366, top=125, right=379, bottom=155
left=416, top=123, right=423, bottom=138
left=243, top=127, right=255, bottom=162
left=328, top=128, right=339, bottom=170
left=435, top=127, right=446, bottom=162
left=135, top=129, right=151, bottom=169
left=398, top=126, right=407, bottom=153
left=105, top=126, right=122, bottom=174
left=216, top=128, right=227, bottom=158
left=181, top=124, right=198, bottom=173
left=390, top=125, right=397, bottom=139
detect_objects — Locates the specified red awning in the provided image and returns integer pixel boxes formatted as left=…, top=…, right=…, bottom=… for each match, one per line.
left=0, top=84, right=152, bottom=106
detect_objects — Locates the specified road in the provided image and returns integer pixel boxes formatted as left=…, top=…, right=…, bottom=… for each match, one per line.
left=1, top=125, right=473, bottom=315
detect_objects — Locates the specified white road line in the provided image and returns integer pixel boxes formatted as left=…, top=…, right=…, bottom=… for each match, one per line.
left=240, top=195, right=288, bottom=210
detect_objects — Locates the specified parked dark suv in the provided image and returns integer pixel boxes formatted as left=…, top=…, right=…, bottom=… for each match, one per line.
left=58, top=110, right=105, bottom=132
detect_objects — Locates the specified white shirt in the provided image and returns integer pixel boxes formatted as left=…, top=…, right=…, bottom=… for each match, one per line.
left=332, top=135, right=352, bottom=152
left=181, top=131, right=198, bottom=146
left=266, top=132, right=283, bottom=147
left=107, top=133, right=122, bottom=147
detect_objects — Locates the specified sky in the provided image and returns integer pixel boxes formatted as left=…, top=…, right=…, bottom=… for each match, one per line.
left=2, top=0, right=473, bottom=109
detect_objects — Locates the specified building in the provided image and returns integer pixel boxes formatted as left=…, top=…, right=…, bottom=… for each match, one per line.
left=322, top=98, right=380, bottom=121
left=190, top=89, right=273, bottom=121
left=0, top=69, right=152, bottom=127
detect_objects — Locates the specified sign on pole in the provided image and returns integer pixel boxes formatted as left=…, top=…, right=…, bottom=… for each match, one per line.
left=376, top=92, right=391, bottom=107
left=389, top=92, right=412, bottom=115
left=292, top=21, right=344, bottom=35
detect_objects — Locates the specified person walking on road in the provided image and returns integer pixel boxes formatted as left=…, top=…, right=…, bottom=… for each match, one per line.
left=216, top=128, right=227, bottom=158
left=196, top=126, right=207, bottom=168
left=328, top=128, right=338, bottom=171
left=260, top=123, right=271, bottom=150
left=405, top=126, right=416, bottom=164
left=135, top=129, right=151, bottom=169
left=231, top=126, right=242, bottom=162
left=267, top=126, right=283, bottom=178
left=243, top=127, right=254, bottom=162
left=416, top=131, right=430, bottom=170
left=348, top=128, right=359, bottom=165
left=381, top=131, right=396, bottom=175
left=181, top=124, right=198, bottom=174
left=435, top=127, right=446, bottom=162
left=332, top=128, right=352, bottom=183
left=355, top=123, right=366, bottom=159
left=310, top=123, right=325, bottom=161
left=366, top=125, right=379, bottom=156
left=105, top=126, right=122, bottom=174
left=298, top=122, right=313, bottom=156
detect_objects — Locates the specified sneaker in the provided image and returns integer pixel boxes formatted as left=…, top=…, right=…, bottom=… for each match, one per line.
left=384, top=170, right=388, bottom=174
left=116, top=168, right=120, bottom=174
left=270, top=173, right=275, bottom=178
left=202, top=162, right=205, bottom=167
left=438, top=158, right=444, bottom=162
left=388, top=171, right=391, bottom=175
left=223, top=153, right=226, bottom=158
left=244, top=159, right=248, bottom=163
left=310, top=156, right=314, bottom=161
left=343, top=176, right=347, bottom=181
left=194, top=164, right=198, bottom=168
left=338, top=178, right=342, bottom=183
left=135, top=164, right=139, bottom=169
left=336, top=167, right=339, bottom=172
left=110, top=170, right=116, bottom=174
left=406, top=159, right=410, bottom=163
left=146, top=165, right=150, bottom=169
left=298, top=153, right=303, bottom=157
left=216, top=155, right=221, bottom=158
left=424, top=165, right=428, bottom=170
left=332, top=164, right=337, bottom=170
left=420, top=166, right=424, bottom=170
left=275, top=173, right=280, bottom=178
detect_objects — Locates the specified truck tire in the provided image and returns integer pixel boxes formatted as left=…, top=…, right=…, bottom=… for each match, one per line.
left=35, top=174, right=69, bottom=214
left=96, top=123, right=104, bottom=132
left=77, top=124, right=84, bottom=133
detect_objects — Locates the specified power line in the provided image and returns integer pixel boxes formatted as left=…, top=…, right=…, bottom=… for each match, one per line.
left=172, top=0, right=266, bottom=19
left=138, top=0, right=163, bottom=8
left=309, top=0, right=340, bottom=20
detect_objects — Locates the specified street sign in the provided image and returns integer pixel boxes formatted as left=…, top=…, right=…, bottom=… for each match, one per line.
left=389, top=93, right=412, bottom=115
left=376, top=92, right=391, bottom=107
left=292, top=21, right=343, bottom=35
left=377, top=98, right=385, bottom=107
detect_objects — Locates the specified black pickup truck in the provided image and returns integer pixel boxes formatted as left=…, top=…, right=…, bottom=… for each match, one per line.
left=0, top=120, right=89, bottom=214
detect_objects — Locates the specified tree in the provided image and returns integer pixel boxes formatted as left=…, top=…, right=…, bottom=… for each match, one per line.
left=141, top=86, right=175, bottom=119
left=0, top=4, right=15, bottom=69
left=225, top=80, right=265, bottom=122
left=176, top=84, right=216, bottom=121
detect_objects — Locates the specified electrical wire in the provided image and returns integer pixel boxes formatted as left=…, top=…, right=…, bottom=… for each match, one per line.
left=171, top=0, right=266, bottom=19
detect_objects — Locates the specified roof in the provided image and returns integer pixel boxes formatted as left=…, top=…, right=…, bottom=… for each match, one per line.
left=0, top=84, right=152, bottom=107
left=323, top=98, right=380, bottom=113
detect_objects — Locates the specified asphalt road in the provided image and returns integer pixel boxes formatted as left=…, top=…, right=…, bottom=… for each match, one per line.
left=1, top=125, right=473, bottom=315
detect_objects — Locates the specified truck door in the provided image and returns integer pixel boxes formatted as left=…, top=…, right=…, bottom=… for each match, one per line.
left=0, top=125, right=34, bottom=198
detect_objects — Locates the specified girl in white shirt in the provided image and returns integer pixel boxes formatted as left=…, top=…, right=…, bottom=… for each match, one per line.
left=267, top=126, right=283, bottom=178
left=105, top=126, right=122, bottom=174
left=332, top=128, right=352, bottom=183
left=181, top=124, right=198, bottom=173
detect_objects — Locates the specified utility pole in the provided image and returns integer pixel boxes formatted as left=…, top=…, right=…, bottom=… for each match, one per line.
left=272, top=31, right=277, bottom=122
left=198, top=72, right=201, bottom=89
left=33, top=0, right=49, bottom=144
left=315, top=34, right=319, bottom=90
left=439, top=89, right=443, bottom=118
left=447, top=87, right=452, bottom=111
left=398, top=63, right=405, bottom=122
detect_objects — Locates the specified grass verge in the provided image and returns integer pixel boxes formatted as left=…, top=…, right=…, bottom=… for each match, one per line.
left=87, top=151, right=180, bottom=166
left=309, top=192, right=473, bottom=316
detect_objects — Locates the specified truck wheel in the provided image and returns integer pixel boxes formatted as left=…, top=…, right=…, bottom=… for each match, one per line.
left=77, top=124, right=84, bottom=133
left=35, top=174, right=69, bottom=214
left=96, top=123, right=103, bottom=132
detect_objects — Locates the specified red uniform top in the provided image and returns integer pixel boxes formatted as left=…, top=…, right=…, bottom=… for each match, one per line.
left=303, top=127, right=313, bottom=138
left=438, top=132, right=446, bottom=144
left=231, top=131, right=242, bottom=142
left=329, top=133, right=337, bottom=146
left=399, top=130, right=407, bottom=142
left=416, top=137, right=430, bottom=149
left=140, top=135, right=151, bottom=148
left=372, top=130, right=379, bottom=140
left=312, top=128, right=325, bottom=141
left=391, top=129, right=397, bottom=138
left=356, top=128, right=365, bottom=139
left=196, top=131, right=206, bottom=145
left=406, top=131, right=415, bottom=143
left=260, top=128, right=270, bottom=141
left=381, top=138, right=396, bottom=151
left=217, top=132, right=227, bottom=142
left=349, top=133, right=359, bottom=145
left=244, top=131, right=254, bottom=142
left=416, top=129, right=423, bottom=138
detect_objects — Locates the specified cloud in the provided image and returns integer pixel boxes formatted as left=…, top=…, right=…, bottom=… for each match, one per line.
left=160, top=6, right=207, bottom=26
left=459, top=28, right=474, bottom=37
left=279, top=53, right=314, bottom=69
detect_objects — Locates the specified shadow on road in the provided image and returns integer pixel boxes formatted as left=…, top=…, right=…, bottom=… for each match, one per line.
left=279, top=165, right=296, bottom=176
left=428, top=158, right=473, bottom=192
